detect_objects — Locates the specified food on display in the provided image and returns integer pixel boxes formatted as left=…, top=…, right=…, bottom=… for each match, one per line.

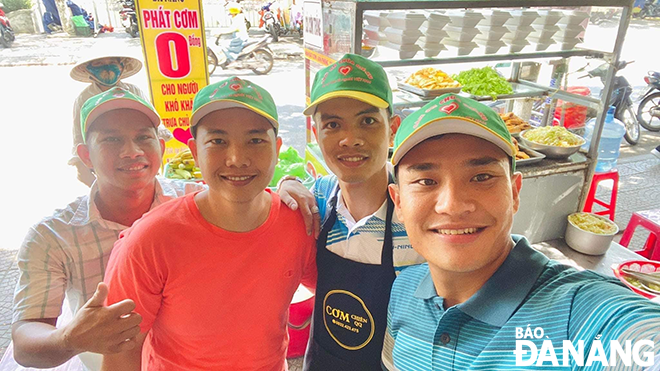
left=568, top=212, right=618, bottom=235
left=522, top=126, right=584, bottom=147
left=166, top=149, right=202, bottom=180
left=499, top=112, right=531, bottom=134
left=624, top=276, right=660, bottom=292
left=452, top=66, right=513, bottom=98
left=405, top=68, right=460, bottom=90
left=511, top=137, right=530, bottom=160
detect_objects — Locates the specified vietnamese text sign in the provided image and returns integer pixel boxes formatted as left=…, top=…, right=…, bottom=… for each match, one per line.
left=136, top=0, right=209, bottom=164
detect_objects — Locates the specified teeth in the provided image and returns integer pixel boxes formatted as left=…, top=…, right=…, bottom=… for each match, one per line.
left=341, top=157, right=366, bottom=162
left=124, top=165, right=146, bottom=171
left=226, top=176, right=252, bottom=181
left=437, top=228, right=478, bottom=235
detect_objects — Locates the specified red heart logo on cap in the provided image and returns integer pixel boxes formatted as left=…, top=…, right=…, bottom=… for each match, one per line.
left=230, top=83, right=242, bottom=91
left=339, top=66, right=352, bottom=76
left=172, top=128, right=193, bottom=144
left=439, top=102, right=459, bottom=115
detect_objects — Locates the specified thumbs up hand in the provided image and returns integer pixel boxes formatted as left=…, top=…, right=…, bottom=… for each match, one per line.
left=60, top=282, right=143, bottom=355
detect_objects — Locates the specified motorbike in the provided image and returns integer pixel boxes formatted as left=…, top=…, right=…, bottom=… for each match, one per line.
left=636, top=70, right=660, bottom=132
left=259, top=2, right=281, bottom=42
left=119, top=0, right=139, bottom=38
left=638, top=0, right=660, bottom=19
left=0, top=3, right=15, bottom=48
left=207, top=35, right=274, bottom=76
left=579, top=60, right=640, bottom=145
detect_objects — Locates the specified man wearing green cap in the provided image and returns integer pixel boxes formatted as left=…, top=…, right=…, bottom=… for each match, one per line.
left=12, top=87, right=205, bottom=370
left=382, top=94, right=660, bottom=370
left=101, top=76, right=317, bottom=371
left=279, top=53, right=424, bottom=370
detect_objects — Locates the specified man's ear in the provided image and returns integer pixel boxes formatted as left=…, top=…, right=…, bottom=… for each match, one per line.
left=76, top=144, right=94, bottom=170
left=159, top=138, right=166, bottom=156
left=188, top=138, right=198, bottom=164
left=389, top=115, right=401, bottom=147
left=511, top=171, right=523, bottom=214
left=388, top=183, right=403, bottom=224
left=276, top=136, right=283, bottom=157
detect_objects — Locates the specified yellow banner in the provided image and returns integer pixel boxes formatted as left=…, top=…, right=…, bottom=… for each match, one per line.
left=136, top=0, right=209, bottom=165
left=304, top=48, right=335, bottom=67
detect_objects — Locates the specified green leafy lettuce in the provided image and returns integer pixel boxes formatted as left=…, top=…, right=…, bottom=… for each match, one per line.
left=452, top=67, right=513, bottom=99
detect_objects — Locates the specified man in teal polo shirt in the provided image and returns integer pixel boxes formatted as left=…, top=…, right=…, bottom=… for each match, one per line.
left=382, top=94, right=660, bottom=370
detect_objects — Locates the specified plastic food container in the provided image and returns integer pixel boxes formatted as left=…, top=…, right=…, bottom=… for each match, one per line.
left=530, top=25, right=560, bottom=42
left=555, top=24, right=585, bottom=40
left=364, top=11, right=390, bottom=29
left=446, top=10, right=485, bottom=28
left=364, top=25, right=382, bottom=41
left=420, top=26, right=448, bottom=43
left=565, top=212, right=619, bottom=255
left=474, top=38, right=506, bottom=54
left=506, top=40, right=529, bottom=53
left=384, top=41, right=421, bottom=59
left=559, top=10, right=590, bottom=27
left=502, top=25, right=535, bottom=43
left=419, top=42, right=447, bottom=58
left=444, top=38, right=478, bottom=55
left=506, top=9, right=538, bottom=27
left=533, top=10, right=563, bottom=27
left=425, top=12, right=450, bottom=29
left=480, top=9, right=512, bottom=27
left=445, top=25, right=481, bottom=42
left=384, top=27, right=422, bottom=45
left=387, top=12, right=427, bottom=30
left=362, top=38, right=379, bottom=48
left=476, top=25, right=510, bottom=41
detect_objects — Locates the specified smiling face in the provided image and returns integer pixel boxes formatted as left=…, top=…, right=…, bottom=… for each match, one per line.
left=78, top=108, right=164, bottom=192
left=390, top=134, right=522, bottom=275
left=189, top=107, right=281, bottom=203
left=313, top=97, right=396, bottom=184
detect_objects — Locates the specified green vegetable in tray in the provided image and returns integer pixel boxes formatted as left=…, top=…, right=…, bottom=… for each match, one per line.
left=624, top=276, right=660, bottom=291
left=522, top=126, right=585, bottom=147
left=452, top=67, right=513, bottom=99
left=269, top=147, right=313, bottom=188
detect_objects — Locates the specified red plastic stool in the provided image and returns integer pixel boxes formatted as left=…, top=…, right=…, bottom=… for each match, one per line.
left=583, top=169, right=619, bottom=221
left=619, top=209, right=660, bottom=261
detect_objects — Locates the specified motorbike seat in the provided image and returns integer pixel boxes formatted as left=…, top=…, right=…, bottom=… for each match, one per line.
left=243, top=40, right=258, bottom=49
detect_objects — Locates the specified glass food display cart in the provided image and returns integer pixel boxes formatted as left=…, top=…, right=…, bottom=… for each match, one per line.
left=302, top=0, right=633, bottom=244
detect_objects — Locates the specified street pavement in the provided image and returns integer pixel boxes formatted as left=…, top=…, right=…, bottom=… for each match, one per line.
left=0, top=21, right=659, bottom=365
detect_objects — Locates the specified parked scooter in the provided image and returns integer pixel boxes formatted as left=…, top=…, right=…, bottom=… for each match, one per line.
left=119, top=0, right=139, bottom=38
left=580, top=60, right=640, bottom=145
left=0, top=3, right=15, bottom=48
left=639, top=0, right=660, bottom=19
left=207, top=35, right=274, bottom=75
left=259, top=2, right=280, bottom=42
left=636, top=70, right=660, bottom=132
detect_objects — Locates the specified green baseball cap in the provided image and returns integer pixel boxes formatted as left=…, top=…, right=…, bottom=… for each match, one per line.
left=80, top=87, right=160, bottom=143
left=392, top=93, right=516, bottom=170
left=303, top=53, right=392, bottom=116
left=191, top=76, right=278, bottom=132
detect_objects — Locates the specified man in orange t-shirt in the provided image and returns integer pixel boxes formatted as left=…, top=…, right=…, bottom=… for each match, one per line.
left=102, top=77, right=317, bottom=371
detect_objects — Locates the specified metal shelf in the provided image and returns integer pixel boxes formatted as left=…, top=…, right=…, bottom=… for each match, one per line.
left=351, top=0, right=630, bottom=8
left=374, top=49, right=609, bottom=68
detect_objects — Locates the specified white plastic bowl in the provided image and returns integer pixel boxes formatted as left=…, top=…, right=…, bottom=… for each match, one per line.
left=384, top=42, right=421, bottom=59
left=533, top=10, right=563, bottom=27
left=476, top=25, right=510, bottom=41
left=384, top=27, right=422, bottom=45
left=445, top=25, right=481, bottom=42
left=506, top=10, right=538, bottom=27
left=420, top=26, right=448, bottom=43
left=480, top=9, right=512, bottom=27
left=502, top=25, right=535, bottom=43
left=387, top=12, right=427, bottom=30
left=446, top=10, right=485, bottom=28
left=426, top=12, right=451, bottom=29
left=364, top=11, right=390, bottom=28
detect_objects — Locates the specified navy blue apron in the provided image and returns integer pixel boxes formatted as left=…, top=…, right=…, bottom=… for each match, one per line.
left=304, top=184, right=395, bottom=371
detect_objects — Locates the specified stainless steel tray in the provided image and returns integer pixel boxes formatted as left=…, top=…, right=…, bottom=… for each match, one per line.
left=516, top=144, right=546, bottom=166
left=397, top=82, right=462, bottom=98
left=461, top=82, right=547, bottom=101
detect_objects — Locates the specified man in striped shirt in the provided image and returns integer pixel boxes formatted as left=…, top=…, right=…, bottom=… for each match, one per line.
left=382, top=94, right=660, bottom=370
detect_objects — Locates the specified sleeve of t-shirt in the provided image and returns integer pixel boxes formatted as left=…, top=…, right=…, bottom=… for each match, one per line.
left=381, top=302, right=397, bottom=371
left=104, top=228, right=165, bottom=332
left=13, top=225, right=68, bottom=322
left=569, top=280, right=660, bottom=370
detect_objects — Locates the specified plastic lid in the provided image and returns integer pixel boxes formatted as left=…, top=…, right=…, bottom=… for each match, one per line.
left=607, top=106, right=616, bottom=115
